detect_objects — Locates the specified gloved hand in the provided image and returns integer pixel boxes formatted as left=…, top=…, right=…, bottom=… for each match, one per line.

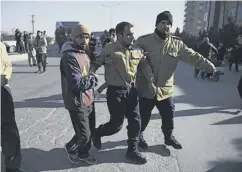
left=90, top=72, right=98, bottom=87
left=90, top=72, right=98, bottom=83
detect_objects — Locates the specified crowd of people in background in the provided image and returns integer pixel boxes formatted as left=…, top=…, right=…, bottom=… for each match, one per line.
left=55, top=26, right=71, bottom=52
left=54, top=27, right=117, bottom=54
left=175, top=16, right=242, bottom=75
left=14, top=29, right=48, bottom=73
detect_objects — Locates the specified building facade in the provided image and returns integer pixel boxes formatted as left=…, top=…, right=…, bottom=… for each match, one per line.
left=183, top=1, right=207, bottom=36
left=184, top=1, right=242, bottom=36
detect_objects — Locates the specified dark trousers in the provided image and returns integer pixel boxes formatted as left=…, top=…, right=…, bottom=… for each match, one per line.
left=1, top=87, right=22, bottom=170
left=16, top=41, right=25, bottom=54
left=229, top=58, right=239, bottom=72
left=139, top=97, right=174, bottom=134
left=67, top=104, right=95, bottom=157
left=97, top=85, right=141, bottom=151
left=36, top=53, right=46, bottom=70
left=238, top=76, right=242, bottom=100
left=194, top=68, right=200, bottom=77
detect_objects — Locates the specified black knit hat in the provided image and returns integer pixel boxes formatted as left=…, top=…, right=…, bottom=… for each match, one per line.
left=155, top=11, right=173, bottom=26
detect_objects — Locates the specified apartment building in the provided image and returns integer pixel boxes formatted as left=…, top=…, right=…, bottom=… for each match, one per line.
left=184, top=1, right=242, bottom=36
left=183, top=1, right=207, bottom=36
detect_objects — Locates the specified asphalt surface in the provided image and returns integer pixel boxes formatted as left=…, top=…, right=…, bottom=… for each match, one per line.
left=8, top=46, right=242, bottom=172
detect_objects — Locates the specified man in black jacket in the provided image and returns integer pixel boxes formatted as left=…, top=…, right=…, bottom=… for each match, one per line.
left=236, top=34, right=242, bottom=100
left=60, top=24, right=98, bottom=165
left=194, top=37, right=218, bottom=78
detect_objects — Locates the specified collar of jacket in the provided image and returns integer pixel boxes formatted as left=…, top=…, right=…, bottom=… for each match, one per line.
left=153, top=32, right=170, bottom=44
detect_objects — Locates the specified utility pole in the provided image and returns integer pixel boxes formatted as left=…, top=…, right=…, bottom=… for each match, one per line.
left=101, top=4, right=121, bottom=29
left=31, top=14, right=35, bottom=34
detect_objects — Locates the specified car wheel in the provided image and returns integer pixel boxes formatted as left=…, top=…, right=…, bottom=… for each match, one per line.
left=9, top=45, right=16, bottom=53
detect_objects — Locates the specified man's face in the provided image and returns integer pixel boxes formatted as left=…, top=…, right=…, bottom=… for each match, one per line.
left=37, top=32, right=41, bottom=36
left=110, top=31, right=116, bottom=42
left=156, top=20, right=171, bottom=36
left=117, top=26, right=134, bottom=47
left=73, top=33, right=90, bottom=50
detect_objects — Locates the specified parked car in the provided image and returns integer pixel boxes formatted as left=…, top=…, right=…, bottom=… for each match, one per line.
left=2, top=41, right=16, bottom=53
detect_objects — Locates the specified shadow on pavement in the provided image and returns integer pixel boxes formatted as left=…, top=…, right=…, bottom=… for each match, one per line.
left=98, top=140, right=171, bottom=157
left=151, top=107, right=241, bottom=119
left=211, top=115, right=242, bottom=125
left=206, top=138, right=242, bottom=172
left=14, top=93, right=108, bottom=108
left=206, top=162, right=242, bottom=172
left=21, top=141, right=170, bottom=171
left=13, top=71, right=37, bottom=74
left=12, top=64, right=59, bottom=67
left=173, top=63, right=241, bottom=108
left=14, top=94, right=63, bottom=108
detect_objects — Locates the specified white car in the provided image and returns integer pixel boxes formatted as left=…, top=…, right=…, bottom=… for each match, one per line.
left=2, top=40, right=17, bottom=53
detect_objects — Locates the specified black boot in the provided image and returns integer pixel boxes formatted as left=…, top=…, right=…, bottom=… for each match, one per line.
left=36, top=69, right=42, bottom=74
left=164, top=130, right=182, bottom=149
left=138, top=133, right=148, bottom=150
left=91, top=127, right=102, bottom=150
left=126, top=150, right=147, bottom=164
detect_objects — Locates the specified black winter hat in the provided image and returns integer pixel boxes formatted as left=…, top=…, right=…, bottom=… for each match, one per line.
left=155, top=11, right=173, bottom=26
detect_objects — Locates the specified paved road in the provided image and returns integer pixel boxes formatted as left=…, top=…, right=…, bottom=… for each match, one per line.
left=9, top=48, right=242, bottom=172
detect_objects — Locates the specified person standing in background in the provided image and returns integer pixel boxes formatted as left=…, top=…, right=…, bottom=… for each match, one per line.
left=35, top=31, right=47, bottom=73
left=27, top=33, right=37, bottom=66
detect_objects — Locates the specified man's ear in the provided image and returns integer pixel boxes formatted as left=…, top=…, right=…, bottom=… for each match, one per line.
left=116, top=33, right=123, bottom=39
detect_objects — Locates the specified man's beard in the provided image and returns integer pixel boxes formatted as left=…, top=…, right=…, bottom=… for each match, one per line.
left=74, top=41, right=86, bottom=50
left=124, top=40, right=133, bottom=48
left=155, top=28, right=170, bottom=40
